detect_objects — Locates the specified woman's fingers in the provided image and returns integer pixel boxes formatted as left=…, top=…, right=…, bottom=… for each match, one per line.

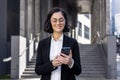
left=58, top=54, right=71, bottom=65
left=52, top=51, right=73, bottom=66
left=52, top=56, right=62, bottom=67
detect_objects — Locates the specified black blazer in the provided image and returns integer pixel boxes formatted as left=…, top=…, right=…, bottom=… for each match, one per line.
left=35, top=35, right=81, bottom=80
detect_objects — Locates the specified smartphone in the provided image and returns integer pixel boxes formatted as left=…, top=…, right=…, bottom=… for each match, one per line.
left=61, top=47, right=70, bottom=55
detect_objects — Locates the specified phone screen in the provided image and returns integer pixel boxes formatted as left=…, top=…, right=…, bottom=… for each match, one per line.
left=61, top=47, right=70, bottom=55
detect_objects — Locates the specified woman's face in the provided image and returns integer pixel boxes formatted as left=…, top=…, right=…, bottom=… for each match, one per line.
left=50, top=11, right=65, bottom=33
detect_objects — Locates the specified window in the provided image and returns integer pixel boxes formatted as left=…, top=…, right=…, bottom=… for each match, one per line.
left=84, top=25, right=89, bottom=39
left=84, top=14, right=90, bottom=19
left=77, top=21, right=82, bottom=36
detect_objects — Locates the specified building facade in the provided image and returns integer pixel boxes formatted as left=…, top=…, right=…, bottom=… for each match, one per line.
left=115, top=14, right=120, bottom=35
left=0, top=0, right=117, bottom=79
left=76, top=14, right=91, bottom=44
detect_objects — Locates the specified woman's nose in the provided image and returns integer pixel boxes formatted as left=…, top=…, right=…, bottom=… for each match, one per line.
left=56, top=20, right=60, bottom=24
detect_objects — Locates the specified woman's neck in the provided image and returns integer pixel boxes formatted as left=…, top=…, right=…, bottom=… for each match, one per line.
left=52, top=32, right=63, bottom=41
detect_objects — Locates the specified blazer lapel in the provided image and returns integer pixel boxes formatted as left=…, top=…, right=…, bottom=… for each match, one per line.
left=45, top=36, right=51, bottom=62
left=63, top=35, right=69, bottom=47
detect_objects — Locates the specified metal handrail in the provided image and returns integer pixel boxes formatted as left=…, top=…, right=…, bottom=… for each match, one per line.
left=3, top=37, right=36, bottom=62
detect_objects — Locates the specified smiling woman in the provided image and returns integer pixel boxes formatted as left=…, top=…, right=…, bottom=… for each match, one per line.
left=35, top=7, right=82, bottom=80
left=44, top=7, right=70, bottom=33
left=50, top=12, right=65, bottom=36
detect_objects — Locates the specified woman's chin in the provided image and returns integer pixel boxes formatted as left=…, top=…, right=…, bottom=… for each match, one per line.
left=54, top=30, right=63, bottom=33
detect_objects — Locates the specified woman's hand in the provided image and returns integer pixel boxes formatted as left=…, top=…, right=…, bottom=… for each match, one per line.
left=52, top=55, right=62, bottom=67
left=59, top=50, right=73, bottom=66
left=52, top=50, right=73, bottom=67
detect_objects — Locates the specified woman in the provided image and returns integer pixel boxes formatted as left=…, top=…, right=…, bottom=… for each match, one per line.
left=35, top=7, right=81, bottom=80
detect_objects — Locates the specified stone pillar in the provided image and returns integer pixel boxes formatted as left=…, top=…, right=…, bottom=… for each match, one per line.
left=91, top=0, right=117, bottom=79
left=40, top=0, right=51, bottom=39
left=0, top=0, right=7, bottom=75
left=35, top=0, right=40, bottom=50
left=106, top=0, right=111, bottom=35
left=11, top=36, right=26, bottom=79
left=26, top=0, right=34, bottom=62
left=35, top=0, right=40, bottom=38
left=105, top=0, right=117, bottom=79
left=20, top=0, right=26, bottom=37
left=27, top=0, right=33, bottom=40
left=11, top=0, right=27, bottom=79
left=107, top=36, right=117, bottom=79
left=91, top=0, right=100, bottom=43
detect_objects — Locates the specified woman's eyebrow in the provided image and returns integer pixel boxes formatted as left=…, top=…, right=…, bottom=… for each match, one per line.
left=51, top=17, right=64, bottom=20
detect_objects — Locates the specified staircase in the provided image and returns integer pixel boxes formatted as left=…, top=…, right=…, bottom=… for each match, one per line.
left=21, top=54, right=40, bottom=79
left=21, top=44, right=106, bottom=79
left=78, top=44, right=106, bottom=78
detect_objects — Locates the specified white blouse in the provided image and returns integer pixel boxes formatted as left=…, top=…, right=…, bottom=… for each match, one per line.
left=50, top=34, right=63, bottom=80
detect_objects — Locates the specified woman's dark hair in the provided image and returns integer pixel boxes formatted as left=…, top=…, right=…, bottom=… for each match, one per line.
left=44, top=7, right=70, bottom=33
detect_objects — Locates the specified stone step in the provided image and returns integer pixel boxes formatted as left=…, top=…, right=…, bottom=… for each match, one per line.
left=25, top=68, right=35, bottom=71
left=22, top=70, right=105, bottom=75
left=21, top=74, right=40, bottom=78
left=27, top=64, right=35, bottom=68
left=81, top=60, right=104, bottom=62
left=81, top=63, right=104, bottom=66
left=82, top=70, right=105, bottom=74
left=81, top=57, right=103, bottom=59
left=21, top=44, right=106, bottom=78
left=80, top=51, right=101, bottom=53
left=81, top=62, right=104, bottom=65
left=80, top=47, right=100, bottom=49
left=80, top=55, right=102, bottom=57
left=81, top=60, right=104, bottom=63
left=79, top=73, right=106, bottom=77
left=79, top=44, right=106, bottom=78
left=82, top=68, right=105, bottom=71
left=81, top=67, right=105, bottom=71
left=23, top=71, right=35, bottom=74
left=28, top=62, right=36, bottom=65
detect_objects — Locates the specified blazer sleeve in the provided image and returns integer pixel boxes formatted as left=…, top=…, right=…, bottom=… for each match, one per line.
left=35, top=40, right=56, bottom=75
left=69, top=39, right=82, bottom=75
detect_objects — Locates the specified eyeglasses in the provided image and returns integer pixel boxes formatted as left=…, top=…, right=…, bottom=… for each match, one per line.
left=51, top=18, right=65, bottom=23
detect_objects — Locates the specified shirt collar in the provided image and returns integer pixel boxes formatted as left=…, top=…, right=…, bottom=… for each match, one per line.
left=51, top=34, right=63, bottom=41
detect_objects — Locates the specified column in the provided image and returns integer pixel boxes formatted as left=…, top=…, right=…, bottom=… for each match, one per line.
left=105, top=0, right=117, bottom=78
left=11, top=0, right=27, bottom=79
left=40, top=0, right=51, bottom=39
left=0, top=0, right=7, bottom=75
left=35, top=0, right=40, bottom=50
left=27, top=0, right=34, bottom=62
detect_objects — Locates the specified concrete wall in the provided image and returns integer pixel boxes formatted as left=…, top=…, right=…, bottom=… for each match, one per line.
left=0, top=0, right=20, bottom=76
left=11, top=36, right=26, bottom=79
left=102, top=36, right=117, bottom=79
left=0, top=0, right=8, bottom=75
